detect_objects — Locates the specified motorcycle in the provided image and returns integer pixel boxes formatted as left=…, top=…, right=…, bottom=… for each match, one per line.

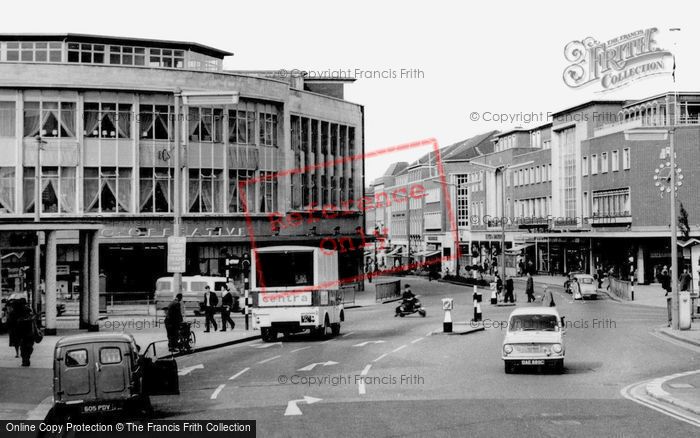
left=395, top=296, right=427, bottom=317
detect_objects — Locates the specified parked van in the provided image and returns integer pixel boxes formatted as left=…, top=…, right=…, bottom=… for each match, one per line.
left=154, top=276, right=228, bottom=315
left=53, top=333, right=179, bottom=418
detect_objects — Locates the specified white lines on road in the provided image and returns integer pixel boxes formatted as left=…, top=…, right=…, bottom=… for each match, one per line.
left=210, top=384, right=226, bottom=400
left=392, top=345, right=407, bottom=353
left=320, top=338, right=335, bottom=344
left=257, top=355, right=281, bottom=364
left=358, top=364, right=372, bottom=395
left=229, top=367, right=250, bottom=381
left=340, top=331, right=354, bottom=338
left=411, top=337, right=424, bottom=344
left=290, top=346, right=311, bottom=353
left=372, top=353, right=388, bottom=363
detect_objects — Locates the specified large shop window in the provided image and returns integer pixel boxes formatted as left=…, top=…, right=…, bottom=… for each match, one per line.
left=140, top=168, right=173, bottom=213
left=259, top=112, right=278, bottom=147
left=189, top=108, right=223, bottom=143
left=189, top=169, right=224, bottom=213
left=24, top=102, right=76, bottom=138
left=84, top=167, right=132, bottom=213
left=228, top=110, right=255, bottom=144
left=0, top=102, right=15, bottom=137
left=0, top=167, right=15, bottom=213
left=84, top=103, right=132, bottom=139
left=23, top=167, right=76, bottom=213
left=228, top=169, right=255, bottom=213
left=139, top=105, right=173, bottom=140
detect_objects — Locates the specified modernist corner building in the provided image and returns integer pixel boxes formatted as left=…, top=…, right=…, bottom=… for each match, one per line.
left=0, top=34, right=365, bottom=331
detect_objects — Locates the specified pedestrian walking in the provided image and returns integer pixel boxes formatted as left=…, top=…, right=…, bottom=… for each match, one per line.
left=11, top=298, right=36, bottom=367
left=542, top=286, right=556, bottom=307
left=202, top=285, right=219, bottom=332
left=660, top=267, right=671, bottom=296
left=679, top=268, right=692, bottom=292
left=495, top=273, right=503, bottom=298
left=165, top=293, right=183, bottom=352
left=221, top=286, right=236, bottom=331
left=525, top=272, right=535, bottom=303
left=596, top=266, right=604, bottom=289
left=504, top=276, right=515, bottom=303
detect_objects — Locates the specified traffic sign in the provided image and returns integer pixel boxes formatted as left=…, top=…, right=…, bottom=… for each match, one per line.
left=167, top=236, right=187, bottom=273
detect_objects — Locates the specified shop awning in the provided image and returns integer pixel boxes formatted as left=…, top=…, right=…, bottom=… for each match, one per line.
left=506, top=243, right=534, bottom=254
left=678, top=238, right=700, bottom=248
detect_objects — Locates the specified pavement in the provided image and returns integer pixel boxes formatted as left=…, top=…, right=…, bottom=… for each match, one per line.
left=2, top=276, right=700, bottom=435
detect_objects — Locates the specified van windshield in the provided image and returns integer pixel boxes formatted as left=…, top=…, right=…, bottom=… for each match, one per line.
left=257, top=251, right=314, bottom=287
left=190, top=281, right=207, bottom=292
left=509, top=314, right=559, bottom=332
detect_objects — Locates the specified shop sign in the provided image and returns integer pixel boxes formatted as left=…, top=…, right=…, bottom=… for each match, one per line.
left=100, top=226, right=247, bottom=239
left=167, top=236, right=187, bottom=273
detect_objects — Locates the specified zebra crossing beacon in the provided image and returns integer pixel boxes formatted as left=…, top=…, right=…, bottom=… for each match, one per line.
left=472, top=286, right=483, bottom=322
left=441, top=298, right=454, bottom=333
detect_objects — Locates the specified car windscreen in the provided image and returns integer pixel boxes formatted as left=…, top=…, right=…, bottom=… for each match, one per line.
left=509, top=314, right=559, bottom=331
left=257, top=251, right=314, bottom=287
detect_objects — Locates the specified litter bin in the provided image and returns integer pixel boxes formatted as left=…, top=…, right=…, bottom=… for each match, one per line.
left=679, top=291, right=691, bottom=330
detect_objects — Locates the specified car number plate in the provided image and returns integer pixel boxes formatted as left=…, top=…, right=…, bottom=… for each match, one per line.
left=521, top=359, right=545, bottom=365
left=82, top=403, right=116, bottom=413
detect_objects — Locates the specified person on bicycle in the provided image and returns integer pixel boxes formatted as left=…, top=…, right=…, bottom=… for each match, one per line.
left=165, top=293, right=183, bottom=352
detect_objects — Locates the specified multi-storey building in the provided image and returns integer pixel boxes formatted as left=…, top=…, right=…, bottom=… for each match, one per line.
left=0, top=34, right=365, bottom=310
left=373, top=92, right=700, bottom=286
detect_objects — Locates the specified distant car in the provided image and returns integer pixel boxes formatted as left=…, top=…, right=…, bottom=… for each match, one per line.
left=572, top=274, right=597, bottom=300
left=502, top=307, right=565, bottom=374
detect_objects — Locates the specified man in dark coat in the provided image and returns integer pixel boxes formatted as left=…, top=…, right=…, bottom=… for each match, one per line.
left=504, top=276, right=515, bottom=303
left=679, top=268, right=692, bottom=292
left=11, top=299, right=35, bottom=366
left=165, top=293, right=183, bottom=351
left=203, top=286, right=219, bottom=332
left=526, top=272, right=535, bottom=303
left=220, top=286, right=236, bottom=332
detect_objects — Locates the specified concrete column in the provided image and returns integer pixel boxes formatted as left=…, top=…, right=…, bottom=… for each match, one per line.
left=88, top=231, right=100, bottom=331
left=44, top=230, right=57, bottom=336
left=33, top=233, right=41, bottom=316
left=637, top=245, right=646, bottom=284
left=589, top=238, right=595, bottom=276
left=80, top=231, right=90, bottom=329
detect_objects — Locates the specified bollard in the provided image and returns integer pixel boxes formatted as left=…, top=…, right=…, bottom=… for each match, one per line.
left=490, top=289, right=497, bottom=305
left=631, top=284, right=634, bottom=301
left=473, top=301, right=482, bottom=322
left=441, top=298, right=454, bottom=333
left=472, top=291, right=482, bottom=303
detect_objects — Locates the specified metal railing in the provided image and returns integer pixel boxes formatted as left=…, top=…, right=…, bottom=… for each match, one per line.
left=608, top=277, right=633, bottom=301
left=375, top=280, right=401, bottom=302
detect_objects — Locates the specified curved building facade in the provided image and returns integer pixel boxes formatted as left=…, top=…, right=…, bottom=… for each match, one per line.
left=0, top=34, right=364, bottom=297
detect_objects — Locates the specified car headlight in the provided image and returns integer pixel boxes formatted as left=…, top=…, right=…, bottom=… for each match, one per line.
left=503, top=344, right=513, bottom=354
left=552, top=344, right=562, bottom=354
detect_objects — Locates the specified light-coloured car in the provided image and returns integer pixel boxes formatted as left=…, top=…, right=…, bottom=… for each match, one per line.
left=572, top=274, right=597, bottom=300
left=502, top=307, right=565, bottom=373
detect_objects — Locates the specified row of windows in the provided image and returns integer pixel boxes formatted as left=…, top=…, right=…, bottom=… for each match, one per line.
left=585, top=188, right=631, bottom=217
left=583, top=148, right=631, bottom=176
left=513, top=197, right=551, bottom=219
left=512, top=164, right=552, bottom=186
left=0, top=167, right=278, bottom=215
left=0, top=41, right=223, bottom=71
left=0, top=101, right=279, bottom=145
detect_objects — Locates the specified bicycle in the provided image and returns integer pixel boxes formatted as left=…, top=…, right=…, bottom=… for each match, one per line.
left=176, top=321, right=196, bottom=353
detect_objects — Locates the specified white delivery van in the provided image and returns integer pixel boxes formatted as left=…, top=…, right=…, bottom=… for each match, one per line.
left=154, top=275, right=228, bottom=315
left=251, top=246, right=344, bottom=342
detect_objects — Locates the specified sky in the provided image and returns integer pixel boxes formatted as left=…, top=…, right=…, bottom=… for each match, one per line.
left=5, top=0, right=700, bottom=183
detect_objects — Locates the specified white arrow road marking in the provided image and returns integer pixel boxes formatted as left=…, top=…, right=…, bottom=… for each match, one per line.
left=211, top=384, right=226, bottom=400
left=298, top=361, right=339, bottom=372
left=178, top=364, right=204, bottom=376
left=229, top=367, right=250, bottom=381
left=284, top=396, right=322, bottom=416
left=254, top=342, right=282, bottom=349
left=257, top=355, right=281, bottom=364
left=353, top=340, right=385, bottom=347
left=358, top=364, right=371, bottom=395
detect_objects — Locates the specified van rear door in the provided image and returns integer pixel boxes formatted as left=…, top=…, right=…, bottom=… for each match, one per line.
left=59, top=346, right=94, bottom=399
left=94, top=342, right=130, bottom=400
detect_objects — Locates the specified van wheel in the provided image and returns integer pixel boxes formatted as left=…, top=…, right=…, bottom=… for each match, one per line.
left=331, top=323, right=341, bottom=336
left=261, top=328, right=277, bottom=342
left=554, top=359, right=564, bottom=374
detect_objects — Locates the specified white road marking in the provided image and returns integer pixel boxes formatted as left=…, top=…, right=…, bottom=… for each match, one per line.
left=353, top=340, right=385, bottom=347
left=358, top=364, right=372, bottom=395
left=621, top=379, right=700, bottom=428
left=320, top=338, right=335, bottom=344
left=298, top=361, right=339, bottom=372
left=178, top=364, right=204, bottom=376
left=257, top=355, right=281, bottom=364
left=373, top=353, right=388, bottom=362
left=290, top=346, right=311, bottom=353
left=284, top=396, right=322, bottom=416
left=411, top=337, right=424, bottom=344
left=392, top=345, right=407, bottom=353
left=26, top=396, right=54, bottom=420
left=229, top=367, right=250, bottom=381
left=210, top=384, right=226, bottom=400
left=340, top=331, right=354, bottom=338
left=254, top=342, right=282, bottom=349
